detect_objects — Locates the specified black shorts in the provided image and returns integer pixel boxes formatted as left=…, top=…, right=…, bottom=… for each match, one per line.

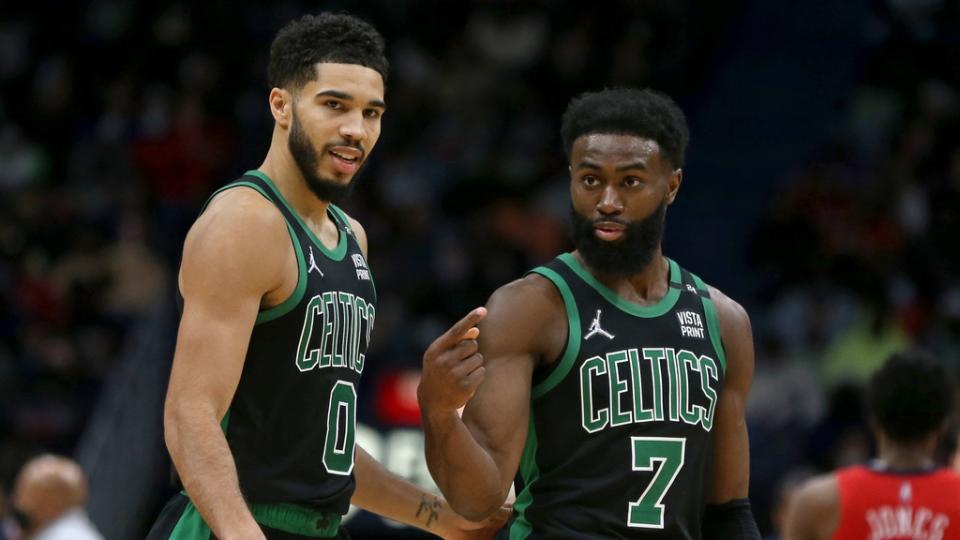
left=146, top=493, right=351, bottom=540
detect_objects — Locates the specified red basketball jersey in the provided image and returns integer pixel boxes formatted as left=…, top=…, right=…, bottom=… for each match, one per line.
left=833, top=465, right=960, bottom=540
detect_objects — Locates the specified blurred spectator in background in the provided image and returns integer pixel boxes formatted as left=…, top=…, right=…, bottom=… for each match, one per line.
left=8, top=454, right=102, bottom=540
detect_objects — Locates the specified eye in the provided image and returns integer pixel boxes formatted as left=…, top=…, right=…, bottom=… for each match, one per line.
left=582, top=175, right=600, bottom=187
left=624, top=176, right=643, bottom=187
left=325, top=100, right=342, bottom=110
left=363, top=108, right=381, bottom=119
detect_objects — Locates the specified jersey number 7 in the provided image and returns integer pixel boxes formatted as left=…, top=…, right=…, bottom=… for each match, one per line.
left=628, top=437, right=686, bottom=528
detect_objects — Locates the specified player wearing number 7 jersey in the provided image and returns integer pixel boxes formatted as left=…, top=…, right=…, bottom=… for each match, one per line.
left=418, top=88, right=761, bottom=539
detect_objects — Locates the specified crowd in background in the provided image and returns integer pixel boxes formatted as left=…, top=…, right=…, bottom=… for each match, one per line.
left=0, top=0, right=957, bottom=537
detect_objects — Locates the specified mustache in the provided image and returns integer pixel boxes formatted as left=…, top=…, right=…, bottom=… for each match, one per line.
left=590, top=217, right=630, bottom=226
left=323, top=140, right=366, bottom=158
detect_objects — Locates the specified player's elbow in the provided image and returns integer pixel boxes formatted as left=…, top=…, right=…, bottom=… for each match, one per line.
left=447, top=489, right=508, bottom=522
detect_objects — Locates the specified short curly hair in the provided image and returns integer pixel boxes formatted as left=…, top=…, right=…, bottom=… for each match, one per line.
left=561, top=88, right=689, bottom=170
left=268, top=12, right=388, bottom=90
left=866, top=350, right=955, bottom=444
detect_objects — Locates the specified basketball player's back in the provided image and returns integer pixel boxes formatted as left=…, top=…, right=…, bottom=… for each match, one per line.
left=834, top=464, right=960, bottom=540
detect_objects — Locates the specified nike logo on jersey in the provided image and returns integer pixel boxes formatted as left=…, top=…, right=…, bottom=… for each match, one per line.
left=677, top=310, right=705, bottom=339
left=585, top=309, right=615, bottom=340
left=308, top=247, right=324, bottom=277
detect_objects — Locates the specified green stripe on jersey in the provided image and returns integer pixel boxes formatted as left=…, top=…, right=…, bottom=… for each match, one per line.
left=509, top=414, right=540, bottom=540
left=195, top=181, right=308, bottom=325
left=245, top=169, right=348, bottom=261
left=689, top=272, right=727, bottom=373
left=168, top=500, right=211, bottom=540
left=528, top=267, right=581, bottom=399
left=557, top=253, right=681, bottom=318
left=255, top=220, right=308, bottom=325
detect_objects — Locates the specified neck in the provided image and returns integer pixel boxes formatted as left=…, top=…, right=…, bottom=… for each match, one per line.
left=259, top=127, right=331, bottom=222
left=575, top=248, right=670, bottom=305
left=876, top=433, right=938, bottom=471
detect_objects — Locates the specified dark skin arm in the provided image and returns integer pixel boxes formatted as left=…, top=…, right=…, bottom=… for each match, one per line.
left=783, top=474, right=840, bottom=540
left=707, top=286, right=756, bottom=504
left=418, top=275, right=565, bottom=520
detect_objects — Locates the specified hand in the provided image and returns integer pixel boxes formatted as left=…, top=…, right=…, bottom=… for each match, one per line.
left=419, top=307, right=488, bottom=414
left=440, top=502, right=513, bottom=540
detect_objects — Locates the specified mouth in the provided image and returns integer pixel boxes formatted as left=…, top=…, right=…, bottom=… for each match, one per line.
left=593, top=221, right=626, bottom=242
left=328, top=146, right=363, bottom=174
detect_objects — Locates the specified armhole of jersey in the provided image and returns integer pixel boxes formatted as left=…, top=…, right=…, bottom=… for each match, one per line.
left=509, top=413, right=539, bottom=540
left=689, top=271, right=727, bottom=374
left=527, top=267, right=581, bottom=400
left=198, top=182, right=307, bottom=326
left=255, top=220, right=307, bottom=325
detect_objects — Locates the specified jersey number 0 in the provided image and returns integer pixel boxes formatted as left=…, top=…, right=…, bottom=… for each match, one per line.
left=323, top=381, right=357, bottom=475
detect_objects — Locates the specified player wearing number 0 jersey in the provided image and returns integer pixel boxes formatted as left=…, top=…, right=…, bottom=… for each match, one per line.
left=148, top=12, right=506, bottom=540
left=419, top=88, right=761, bottom=539
left=163, top=171, right=376, bottom=523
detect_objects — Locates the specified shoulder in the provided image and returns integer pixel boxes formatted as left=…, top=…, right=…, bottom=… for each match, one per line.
left=701, top=282, right=754, bottom=386
left=195, top=186, right=288, bottom=243
left=706, top=284, right=751, bottom=337
left=180, top=187, right=288, bottom=293
left=487, top=272, right=564, bottom=317
left=793, top=473, right=840, bottom=518
left=481, top=272, right=566, bottom=355
left=787, top=473, right=841, bottom=540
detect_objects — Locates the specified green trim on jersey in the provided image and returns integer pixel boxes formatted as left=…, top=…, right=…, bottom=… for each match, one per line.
left=167, top=498, right=340, bottom=538
left=168, top=500, right=210, bottom=540
left=255, top=220, right=308, bottom=325
left=509, top=414, right=540, bottom=540
left=250, top=504, right=340, bottom=537
left=197, top=181, right=309, bottom=325
left=245, top=170, right=348, bottom=261
left=689, top=272, right=727, bottom=373
left=528, top=267, right=581, bottom=400
left=327, top=204, right=377, bottom=300
left=557, top=253, right=681, bottom=318
left=220, top=409, right=231, bottom=432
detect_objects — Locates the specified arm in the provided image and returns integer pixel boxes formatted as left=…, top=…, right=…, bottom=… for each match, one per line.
left=352, top=447, right=509, bottom=539
left=418, top=276, right=562, bottom=520
left=783, top=475, right=839, bottom=540
left=703, top=286, right=761, bottom=538
left=164, top=190, right=290, bottom=540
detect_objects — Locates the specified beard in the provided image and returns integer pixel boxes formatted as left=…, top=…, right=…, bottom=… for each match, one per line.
left=288, top=111, right=364, bottom=205
left=569, top=201, right=667, bottom=276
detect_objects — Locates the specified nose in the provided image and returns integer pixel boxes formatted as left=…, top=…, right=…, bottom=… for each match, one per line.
left=339, top=110, right=367, bottom=142
left=597, top=186, right=623, bottom=216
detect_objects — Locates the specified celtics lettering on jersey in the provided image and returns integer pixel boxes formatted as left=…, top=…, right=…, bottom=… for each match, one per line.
left=296, top=290, right=375, bottom=374
left=579, top=346, right=720, bottom=434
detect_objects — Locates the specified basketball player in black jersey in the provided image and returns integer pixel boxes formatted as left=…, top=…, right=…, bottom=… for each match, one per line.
left=419, top=89, right=761, bottom=539
left=147, top=13, right=506, bottom=540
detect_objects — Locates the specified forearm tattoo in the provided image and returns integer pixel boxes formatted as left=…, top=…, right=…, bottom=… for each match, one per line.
left=416, top=494, right=442, bottom=528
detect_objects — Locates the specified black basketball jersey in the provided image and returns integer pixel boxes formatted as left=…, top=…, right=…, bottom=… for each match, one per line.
left=507, top=253, right=726, bottom=539
left=196, top=170, right=377, bottom=515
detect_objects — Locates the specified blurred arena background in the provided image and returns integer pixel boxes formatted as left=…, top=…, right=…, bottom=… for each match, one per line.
left=0, top=0, right=958, bottom=538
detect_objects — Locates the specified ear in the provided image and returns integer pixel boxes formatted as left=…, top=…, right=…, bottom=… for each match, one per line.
left=269, top=88, right=293, bottom=129
left=666, top=168, right=683, bottom=205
